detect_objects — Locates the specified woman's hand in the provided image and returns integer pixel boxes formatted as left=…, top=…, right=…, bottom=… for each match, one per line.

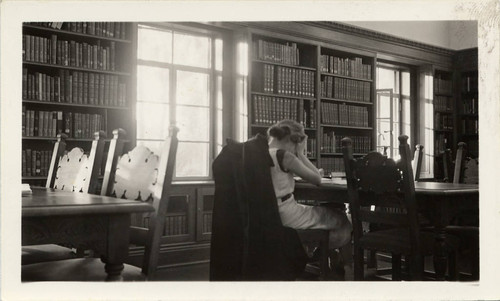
left=296, top=136, right=307, bottom=156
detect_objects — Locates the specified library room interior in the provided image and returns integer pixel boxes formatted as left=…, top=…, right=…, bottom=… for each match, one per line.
left=20, top=20, right=480, bottom=283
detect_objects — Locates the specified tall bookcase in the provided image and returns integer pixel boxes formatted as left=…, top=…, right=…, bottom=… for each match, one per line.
left=433, top=68, right=455, bottom=180
left=248, top=32, right=375, bottom=176
left=21, top=22, right=134, bottom=186
left=455, top=48, right=478, bottom=159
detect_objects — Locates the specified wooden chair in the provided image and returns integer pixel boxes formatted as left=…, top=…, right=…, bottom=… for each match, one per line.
left=342, top=135, right=458, bottom=281
left=22, top=127, right=179, bottom=281
left=22, top=131, right=106, bottom=265
left=296, top=229, right=331, bottom=280
left=442, top=148, right=454, bottom=183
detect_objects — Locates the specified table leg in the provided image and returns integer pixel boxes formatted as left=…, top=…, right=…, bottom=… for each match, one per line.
left=103, top=214, right=131, bottom=281
left=433, top=201, right=449, bottom=281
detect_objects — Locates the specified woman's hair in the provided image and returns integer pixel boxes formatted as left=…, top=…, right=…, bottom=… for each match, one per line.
left=267, top=119, right=306, bottom=144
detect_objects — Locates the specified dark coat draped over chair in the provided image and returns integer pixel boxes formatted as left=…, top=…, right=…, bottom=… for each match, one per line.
left=210, top=134, right=307, bottom=281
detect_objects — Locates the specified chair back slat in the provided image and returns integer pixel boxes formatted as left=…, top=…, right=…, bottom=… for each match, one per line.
left=413, top=144, right=423, bottom=181
left=359, top=208, right=409, bottom=226
left=46, top=134, right=67, bottom=189
left=101, top=128, right=126, bottom=196
left=442, top=148, right=453, bottom=182
left=453, top=142, right=467, bottom=184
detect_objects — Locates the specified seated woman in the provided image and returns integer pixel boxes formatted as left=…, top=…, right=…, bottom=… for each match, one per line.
left=267, top=119, right=352, bottom=277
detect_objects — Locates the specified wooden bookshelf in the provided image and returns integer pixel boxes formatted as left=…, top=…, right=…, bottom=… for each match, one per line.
left=21, top=22, right=134, bottom=183
left=455, top=48, right=478, bottom=159
left=247, top=32, right=376, bottom=176
left=433, top=68, right=455, bottom=180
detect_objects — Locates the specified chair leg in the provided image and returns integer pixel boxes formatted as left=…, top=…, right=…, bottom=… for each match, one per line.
left=392, top=253, right=402, bottom=281
left=408, top=255, right=423, bottom=281
left=367, top=250, right=377, bottom=268
left=354, top=247, right=364, bottom=280
left=319, top=240, right=329, bottom=279
left=448, top=251, right=458, bottom=281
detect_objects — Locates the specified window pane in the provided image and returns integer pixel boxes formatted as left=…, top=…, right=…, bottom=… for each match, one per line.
left=176, top=142, right=209, bottom=177
left=138, top=26, right=172, bottom=63
left=136, top=139, right=164, bottom=155
left=402, top=71, right=410, bottom=96
left=137, top=65, right=169, bottom=103
left=176, top=106, right=210, bottom=141
left=136, top=102, right=170, bottom=139
left=176, top=71, right=209, bottom=106
left=173, top=32, right=210, bottom=68
left=215, top=38, right=223, bottom=71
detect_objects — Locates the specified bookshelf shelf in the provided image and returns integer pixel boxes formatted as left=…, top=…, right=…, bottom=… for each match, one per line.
left=22, top=100, right=128, bottom=110
left=320, top=97, right=373, bottom=106
left=23, top=61, right=131, bottom=76
left=320, top=72, right=373, bottom=83
left=321, top=124, right=373, bottom=130
left=320, top=152, right=366, bottom=156
left=252, top=60, right=317, bottom=71
left=434, top=92, right=453, bottom=97
left=22, top=22, right=134, bottom=183
left=251, top=91, right=316, bottom=101
left=23, top=24, right=132, bottom=44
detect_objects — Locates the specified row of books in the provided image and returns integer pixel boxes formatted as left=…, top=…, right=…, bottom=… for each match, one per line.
left=434, top=113, right=454, bottom=130
left=28, top=22, right=128, bottom=40
left=202, top=212, right=213, bottom=234
left=462, top=98, right=478, bottom=114
left=253, top=39, right=301, bottom=66
left=255, top=64, right=315, bottom=97
left=22, top=149, right=52, bottom=177
left=321, top=102, right=369, bottom=127
left=164, top=214, right=189, bottom=236
left=306, top=138, right=317, bottom=158
left=320, top=133, right=371, bottom=154
left=23, top=34, right=119, bottom=72
left=302, top=101, right=317, bottom=128
left=252, top=95, right=298, bottom=125
left=461, top=119, right=478, bottom=134
left=434, top=77, right=453, bottom=94
left=23, top=68, right=127, bottom=107
left=434, top=95, right=453, bottom=111
left=320, top=55, right=372, bottom=80
left=435, top=133, right=450, bottom=153
left=321, top=157, right=345, bottom=174
left=462, top=75, right=478, bottom=93
left=23, top=108, right=105, bottom=139
left=320, top=76, right=371, bottom=102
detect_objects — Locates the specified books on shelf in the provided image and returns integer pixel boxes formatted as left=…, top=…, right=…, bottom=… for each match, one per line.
left=320, top=76, right=371, bottom=102
left=163, top=214, right=188, bottom=236
left=461, top=119, right=478, bottom=134
left=321, top=157, right=345, bottom=175
left=27, top=22, right=127, bottom=40
left=306, top=138, right=317, bottom=158
left=23, top=34, right=118, bottom=72
left=462, top=75, right=478, bottom=93
left=22, top=68, right=126, bottom=107
left=203, top=212, right=212, bottom=234
left=253, top=39, right=300, bottom=66
left=434, top=77, right=452, bottom=94
left=434, top=113, right=453, bottom=130
left=23, top=106, right=105, bottom=139
left=320, top=132, right=371, bottom=154
left=320, top=55, right=372, bottom=80
left=320, top=102, right=369, bottom=127
left=22, top=149, right=52, bottom=177
left=252, top=95, right=298, bottom=125
left=434, top=95, right=452, bottom=111
left=462, top=98, right=478, bottom=114
left=434, top=133, right=450, bottom=154
left=255, top=64, right=315, bottom=97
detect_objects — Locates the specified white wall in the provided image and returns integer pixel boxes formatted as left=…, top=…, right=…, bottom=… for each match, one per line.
left=343, top=21, right=478, bottom=50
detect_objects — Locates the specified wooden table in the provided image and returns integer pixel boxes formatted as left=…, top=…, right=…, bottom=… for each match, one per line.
left=22, top=187, right=154, bottom=281
left=295, top=178, right=479, bottom=281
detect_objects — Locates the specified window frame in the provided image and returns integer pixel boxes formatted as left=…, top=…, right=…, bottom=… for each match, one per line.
left=136, top=22, right=224, bottom=181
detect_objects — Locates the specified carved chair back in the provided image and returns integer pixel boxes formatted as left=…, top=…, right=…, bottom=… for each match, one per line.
left=46, top=131, right=106, bottom=194
left=100, top=126, right=179, bottom=276
left=342, top=135, right=420, bottom=254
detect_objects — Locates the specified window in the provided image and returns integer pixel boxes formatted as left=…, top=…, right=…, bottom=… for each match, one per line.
left=136, top=24, right=223, bottom=179
left=375, top=64, right=412, bottom=159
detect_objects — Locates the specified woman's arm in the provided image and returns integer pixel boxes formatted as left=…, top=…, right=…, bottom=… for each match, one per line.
left=283, top=140, right=322, bottom=185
